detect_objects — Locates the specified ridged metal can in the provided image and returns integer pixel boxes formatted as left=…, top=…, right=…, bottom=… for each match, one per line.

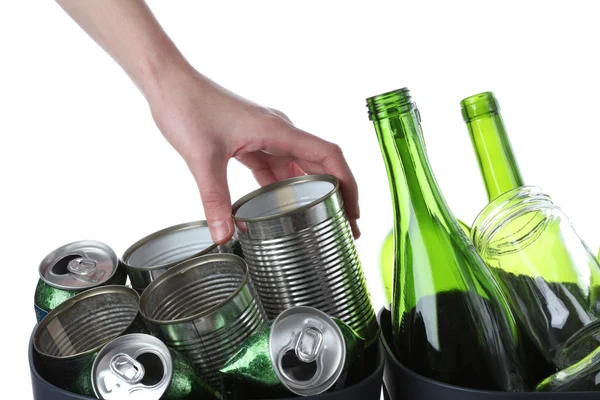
left=231, top=174, right=379, bottom=346
left=68, top=333, right=219, bottom=400
left=121, top=220, right=242, bottom=293
left=139, top=253, right=267, bottom=389
left=34, top=240, right=127, bottom=322
left=32, top=285, right=142, bottom=390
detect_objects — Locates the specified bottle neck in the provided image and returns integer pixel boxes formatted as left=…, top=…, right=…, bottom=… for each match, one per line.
left=374, top=108, right=454, bottom=232
left=462, top=93, right=524, bottom=202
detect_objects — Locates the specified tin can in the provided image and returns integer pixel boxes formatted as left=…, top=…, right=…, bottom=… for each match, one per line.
left=34, top=240, right=127, bottom=322
left=122, top=220, right=240, bottom=293
left=231, top=174, right=379, bottom=346
left=69, top=333, right=219, bottom=399
left=139, top=253, right=267, bottom=389
left=221, top=306, right=364, bottom=398
left=33, top=285, right=142, bottom=390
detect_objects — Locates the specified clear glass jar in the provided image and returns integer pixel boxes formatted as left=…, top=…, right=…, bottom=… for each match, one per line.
left=471, top=185, right=600, bottom=378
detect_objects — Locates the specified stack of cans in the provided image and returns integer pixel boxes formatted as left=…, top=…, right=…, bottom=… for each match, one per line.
left=29, top=174, right=380, bottom=399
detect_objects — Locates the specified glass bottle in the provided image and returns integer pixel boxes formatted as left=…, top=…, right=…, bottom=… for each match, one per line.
left=461, top=92, right=524, bottom=202
left=461, top=91, right=557, bottom=383
left=379, top=219, right=471, bottom=310
left=367, top=87, right=526, bottom=391
left=470, top=186, right=600, bottom=391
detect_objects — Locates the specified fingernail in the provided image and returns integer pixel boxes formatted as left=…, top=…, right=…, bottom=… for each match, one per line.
left=210, top=220, right=232, bottom=243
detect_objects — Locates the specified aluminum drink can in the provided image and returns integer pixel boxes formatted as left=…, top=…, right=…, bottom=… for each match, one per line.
left=122, top=220, right=242, bottom=293
left=33, top=285, right=142, bottom=390
left=69, top=333, right=219, bottom=399
left=220, top=306, right=364, bottom=397
left=34, top=240, right=127, bottom=322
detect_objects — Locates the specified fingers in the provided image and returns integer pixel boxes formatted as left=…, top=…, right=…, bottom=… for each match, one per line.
left=236, top=152, right=306, bottom=185
left=258, top=120, right=361, bottom=237
left=186, top=151, right=234, bottom=244
left=235, top=153, right=278, bottom=186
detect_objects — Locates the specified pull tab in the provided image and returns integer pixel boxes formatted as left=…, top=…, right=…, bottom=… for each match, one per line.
left=295, top=326, right=323, bottom=363
left=110, top=353, right=145, bottom=384
left=67, top=257, right=97, bottom=276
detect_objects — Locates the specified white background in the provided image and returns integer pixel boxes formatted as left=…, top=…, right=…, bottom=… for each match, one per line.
left=2, top=1, right=600, bottom=397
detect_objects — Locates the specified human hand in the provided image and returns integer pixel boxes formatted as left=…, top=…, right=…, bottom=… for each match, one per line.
left=145, top=65, right=360, bottom=244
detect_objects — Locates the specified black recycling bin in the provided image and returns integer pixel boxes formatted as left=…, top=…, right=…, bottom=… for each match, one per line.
left=378, top=307, right=599, bottom=399
left=29, top=326, right=385, bottom=400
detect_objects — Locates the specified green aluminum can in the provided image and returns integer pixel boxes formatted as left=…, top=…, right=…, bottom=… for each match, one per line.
left=70, top=333, right=219, bottom=399
left=220, top=306, right=364, bottom=398
left=34, top=240, right=127, bottom=322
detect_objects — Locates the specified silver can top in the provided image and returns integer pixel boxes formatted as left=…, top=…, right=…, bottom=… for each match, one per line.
left=122, top=221, right=221, bottom=271
left=92, top=333, right=173, bottom=400
left=38, top=240, right=119, bottom=290
left=269, top=306, right=346, bottom=396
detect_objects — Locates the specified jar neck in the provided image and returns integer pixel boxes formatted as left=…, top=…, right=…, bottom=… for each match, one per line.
left=471, top=186, right=554, bottom=256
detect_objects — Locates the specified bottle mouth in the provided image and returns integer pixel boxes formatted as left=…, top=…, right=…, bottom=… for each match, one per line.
left=470, top=185, right=554, bottom=256
left=460, top=91, right=500, bottom=122
left=366, top=87, right=417, bottom=121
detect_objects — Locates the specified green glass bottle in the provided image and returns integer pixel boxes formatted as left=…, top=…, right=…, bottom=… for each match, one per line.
left=461, top=91, right=558, bottom=384
left=367, top=87, right=526, bottom=391
left=379, top=219, right=471, bottom=310
left=461, top=92, right=524, bottom=202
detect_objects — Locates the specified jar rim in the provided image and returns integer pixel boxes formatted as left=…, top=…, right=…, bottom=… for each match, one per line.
left=471, top=185, right=554, bottom=254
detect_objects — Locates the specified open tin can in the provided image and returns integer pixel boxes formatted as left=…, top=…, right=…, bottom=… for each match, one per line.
left=121, top=220, right=240, bottom=292
left=232, top=174, right=379, bottom=346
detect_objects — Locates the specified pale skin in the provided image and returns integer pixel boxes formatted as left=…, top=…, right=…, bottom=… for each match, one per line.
left=55, top=0, right=360, bottom=244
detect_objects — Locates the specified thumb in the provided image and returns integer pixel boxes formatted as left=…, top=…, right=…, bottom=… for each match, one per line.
left=187, top=153, right=233, bottom=244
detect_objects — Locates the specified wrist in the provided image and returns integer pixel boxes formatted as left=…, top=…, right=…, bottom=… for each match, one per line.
left=132, top=44, right=194, bottom=104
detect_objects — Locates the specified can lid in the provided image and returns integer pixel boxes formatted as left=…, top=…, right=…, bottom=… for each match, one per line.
left=92, top=333, right=173, bottom=400
left=38, top=240, right=119, bottom=290
left=269, top=306, right=346, bottom=396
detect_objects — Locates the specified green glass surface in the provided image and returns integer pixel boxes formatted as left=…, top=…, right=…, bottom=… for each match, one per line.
left=367, top=87, right=525, bottom=391
left=379, top=221, right=471, bottom=309
left=461, top=92, right=524, bottom=202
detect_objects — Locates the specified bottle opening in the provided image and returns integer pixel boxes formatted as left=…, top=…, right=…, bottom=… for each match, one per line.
left=366, top=87, right=416, bottom=121
left=136, top=352, right=164, bottom=386
left=281, top=349, right=318, bottom=382
left=460, top=91, right=500, bottom=122
left=51, top=254, right=83, bottom=275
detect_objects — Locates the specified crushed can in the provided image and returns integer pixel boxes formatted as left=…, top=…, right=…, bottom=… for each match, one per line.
left=220, top=306, right=364, bottom=398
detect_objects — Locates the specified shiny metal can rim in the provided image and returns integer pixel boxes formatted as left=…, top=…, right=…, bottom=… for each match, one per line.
left=38, top=240, right=120, bottom=290
left=32, top=285, right=140, bottom=360
left=231, top=174, right=340, bottom=223
left=139, top=253, right=249, bottom=326
left=121, top=220, right=219, bottom=272
left=91, top=333, right=173, bottom=400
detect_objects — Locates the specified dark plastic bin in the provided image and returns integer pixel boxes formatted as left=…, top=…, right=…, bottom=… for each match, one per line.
left=378, top=307, right=598, bottom=399
left=29, top=326, right=385, bottom=400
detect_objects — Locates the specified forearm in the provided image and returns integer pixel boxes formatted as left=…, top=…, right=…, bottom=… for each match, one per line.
left=55, top=0, right=191, bottom=100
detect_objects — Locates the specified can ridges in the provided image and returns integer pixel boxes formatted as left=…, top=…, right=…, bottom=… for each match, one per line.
left=163, top=300, right=265, bottom=386
left=41, top=306, right=138, bottom=357
left=234, top=175, right=378, bottom=347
